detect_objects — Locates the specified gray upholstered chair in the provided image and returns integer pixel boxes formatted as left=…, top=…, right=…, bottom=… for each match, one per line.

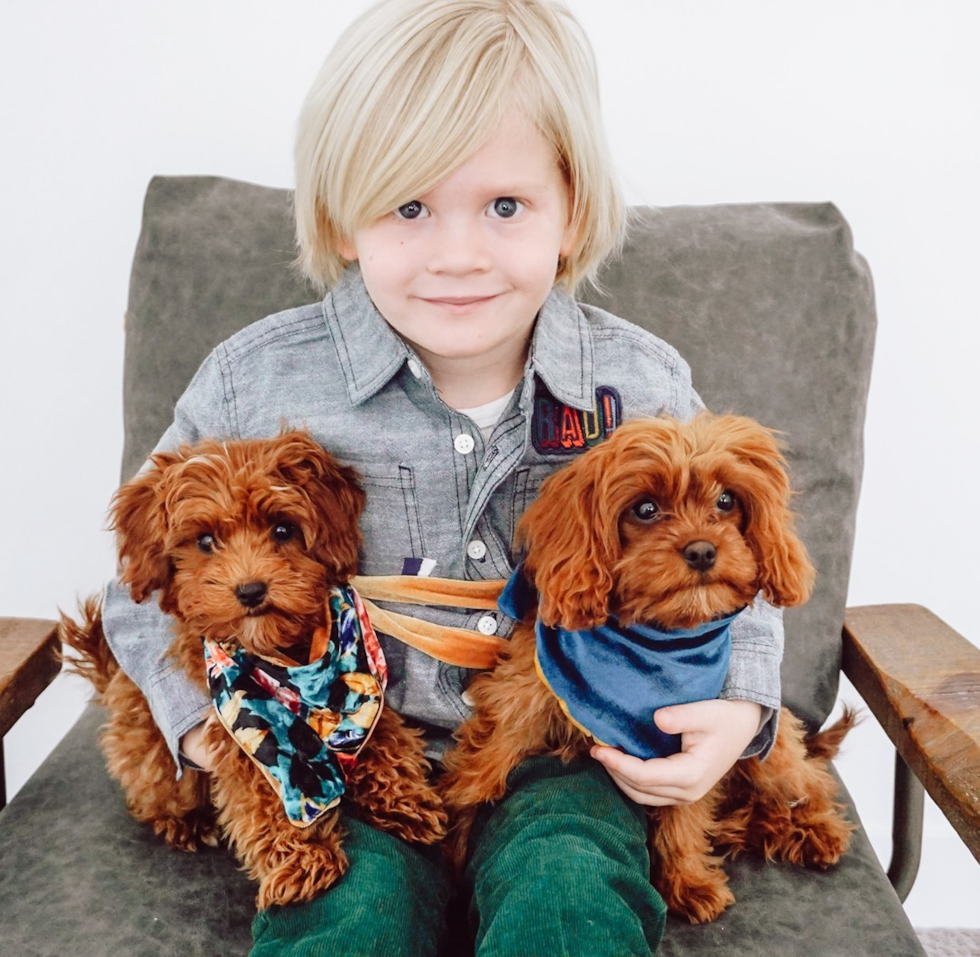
left=2, top=176, right=978, bottom=956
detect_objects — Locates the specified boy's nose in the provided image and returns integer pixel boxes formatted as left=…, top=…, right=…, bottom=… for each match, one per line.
left=427, top=219, right=491, bottom=274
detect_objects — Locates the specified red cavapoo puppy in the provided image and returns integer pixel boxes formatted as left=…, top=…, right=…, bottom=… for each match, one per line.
left=61, top=431, right=445, bottom=909
left=442, top=413, right=852, bottom=922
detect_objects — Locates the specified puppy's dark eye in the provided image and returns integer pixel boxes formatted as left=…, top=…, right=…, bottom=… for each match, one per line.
left=716, top=491, right=737, bottom=513
left=197, top=533, right=216, bottom=554
left=271, top=522, right=296, bottom=544
left=631, top=500, right=660, bottom=522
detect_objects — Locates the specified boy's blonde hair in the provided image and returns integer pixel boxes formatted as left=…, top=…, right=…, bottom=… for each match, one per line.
left=294, top=0, right=623, bottom=292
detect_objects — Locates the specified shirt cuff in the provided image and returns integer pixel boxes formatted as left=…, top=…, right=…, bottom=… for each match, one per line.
left=145, top=669, right=211, bottom=779
left=741, top=705, right=777, bottom=760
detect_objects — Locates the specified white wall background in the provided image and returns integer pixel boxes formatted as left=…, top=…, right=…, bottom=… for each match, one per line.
left=2, top=0, right=977, bottom=931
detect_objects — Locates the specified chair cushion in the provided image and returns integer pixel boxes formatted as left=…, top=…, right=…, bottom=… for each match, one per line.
left=122, top=177, right=876, bottom=729
left=0, top=704, right=924, bottom=956
left=0, top=706, right=253, bottom=956
left=580, top=204, right=876, bottom=729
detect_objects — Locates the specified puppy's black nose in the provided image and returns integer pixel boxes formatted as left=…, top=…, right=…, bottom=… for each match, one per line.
left=682, top=541, right=717, bottom=572
left=235, top=581, right=268, bottom=608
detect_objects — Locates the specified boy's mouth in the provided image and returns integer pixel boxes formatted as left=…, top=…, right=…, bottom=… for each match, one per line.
left=420, top=294, right=501, bottom=308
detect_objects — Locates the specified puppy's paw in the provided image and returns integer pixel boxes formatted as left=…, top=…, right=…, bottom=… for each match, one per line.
left=350, top=764, right=448, bottom=846
left=665, top=877, right=736, bottom=925
left=401, top=804, right=449, bottom=846
left=369, top=788, right=448, bottom=846
left=358, top=805, right=448, bottom=847
left=256, top=843, right=349, bottom=910
left=779, top=815, right=853, bottom=869
left=419, top=805, right=449, bottom=844
left=151, top=808, right=220, bottom=852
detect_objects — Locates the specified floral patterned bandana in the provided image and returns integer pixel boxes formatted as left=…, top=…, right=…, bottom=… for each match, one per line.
left=204, top=584, right=387, bottom=828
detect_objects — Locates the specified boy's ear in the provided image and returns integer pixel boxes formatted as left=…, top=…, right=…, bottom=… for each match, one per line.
left=559, top=218, right=579, bottom=260
left=337, top=236, right=358, bottom=261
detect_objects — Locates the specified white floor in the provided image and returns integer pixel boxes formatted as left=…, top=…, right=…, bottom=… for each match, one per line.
left=917, top=928, right=980, bottom=957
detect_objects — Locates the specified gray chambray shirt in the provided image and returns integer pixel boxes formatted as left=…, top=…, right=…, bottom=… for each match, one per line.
left=102, top=265, right=783, bottom=772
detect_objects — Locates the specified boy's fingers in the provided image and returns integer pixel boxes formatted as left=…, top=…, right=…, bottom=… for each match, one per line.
left=609, top=777, right=687, bottom=807
left=653, top=699, right=717, bottom=735
left=655, top=699, right=762, bottom=745
left=591, top=747, right=692, bottom=806
left=590, top=744, right=644, bottom=779
left=591, top=745, right=697, bottom=792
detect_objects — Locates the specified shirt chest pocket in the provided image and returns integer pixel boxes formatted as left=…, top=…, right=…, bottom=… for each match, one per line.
left=348, top=463, right=425, bottom=575
left=507, top=463, right=562, bottom=542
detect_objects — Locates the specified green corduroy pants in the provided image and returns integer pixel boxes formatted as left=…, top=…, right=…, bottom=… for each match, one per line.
left=251, top=756, right=667, bottom=957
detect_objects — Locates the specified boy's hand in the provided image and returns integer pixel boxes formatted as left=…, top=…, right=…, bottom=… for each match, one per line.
left=179, top=721, right=216, bottom=772
left=590, top=699, right=763, bottom=806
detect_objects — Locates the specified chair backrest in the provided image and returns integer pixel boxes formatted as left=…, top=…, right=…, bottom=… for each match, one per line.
left=123, top=176, right=876, bottom=727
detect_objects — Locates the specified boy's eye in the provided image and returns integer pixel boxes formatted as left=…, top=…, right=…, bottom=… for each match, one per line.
left=487, top=197, right=523, bottom=219
left=395, top=200, right=428, bottom=220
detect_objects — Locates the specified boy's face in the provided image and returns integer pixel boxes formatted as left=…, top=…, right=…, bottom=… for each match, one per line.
left=340, top=108, right=576, bottom=404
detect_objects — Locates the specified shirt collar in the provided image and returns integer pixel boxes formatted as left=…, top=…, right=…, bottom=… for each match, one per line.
left=323, top=265, right=415, bottom=406
left=324, top=265, right=596, bottom=410
left=525, top=284, right=596, bottom=411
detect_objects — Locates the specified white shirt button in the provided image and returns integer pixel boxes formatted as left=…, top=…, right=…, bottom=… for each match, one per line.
left=466, top=540, right=487, bottom=561
left=476, top=615, right=498, bottom=636
left=454, top=433, right=475, bottom=455
left=407, top=358, right=423, bottom=378
left=461, top=689, right=476, bottom=707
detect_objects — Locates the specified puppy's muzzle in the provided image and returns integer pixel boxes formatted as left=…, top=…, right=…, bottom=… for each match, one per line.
left=682, top=541, right=717, bottom=572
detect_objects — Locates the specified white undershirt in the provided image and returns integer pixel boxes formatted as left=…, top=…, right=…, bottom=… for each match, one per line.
left=456, top=390, right=515, bottom=444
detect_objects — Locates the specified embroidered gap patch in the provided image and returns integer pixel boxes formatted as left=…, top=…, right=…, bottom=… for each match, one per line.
left=531, top=386, right=621, bottom=455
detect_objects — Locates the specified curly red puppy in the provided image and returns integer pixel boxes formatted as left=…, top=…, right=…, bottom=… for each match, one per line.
left=61, top=431, right=445, bottom=909
left=442, top=413, right=852, bottom=923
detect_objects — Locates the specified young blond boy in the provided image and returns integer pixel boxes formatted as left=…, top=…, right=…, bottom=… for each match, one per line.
left=103, top=1, right=782, bottom=953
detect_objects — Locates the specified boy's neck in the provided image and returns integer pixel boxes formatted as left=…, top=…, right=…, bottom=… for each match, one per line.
left=413, top=341, right=530, bottom=411
left=428, top=360, right=522, bottom=410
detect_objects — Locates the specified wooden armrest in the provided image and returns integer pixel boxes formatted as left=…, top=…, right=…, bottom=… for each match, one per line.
left=0, top=617, right=61, bottom=738
left=842, top=603, right=980, bottom=864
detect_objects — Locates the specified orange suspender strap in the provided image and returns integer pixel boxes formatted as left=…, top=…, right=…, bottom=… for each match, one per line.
left=350, top=575, right=509, bottom=670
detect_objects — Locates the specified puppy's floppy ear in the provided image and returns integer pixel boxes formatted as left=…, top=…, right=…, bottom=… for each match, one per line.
left=722, top=417, right=815, bottom=608
left=110, top=451, right=184, bottom=603
left=273, top=431, right=366, bottom=582
left=517, top=443, right=622, bottom=630
left=752, top=502, right=815, bottom=609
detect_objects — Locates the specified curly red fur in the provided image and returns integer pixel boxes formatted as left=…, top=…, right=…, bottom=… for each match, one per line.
left=518, top=413, right=814, bottom=631
left=442, top=413, right=851, bottom=923
left=61, top=430, right=446, bottom=909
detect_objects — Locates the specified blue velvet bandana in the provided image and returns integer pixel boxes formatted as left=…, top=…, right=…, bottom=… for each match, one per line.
left=204, top=584, right=387, bottom=828
left=499, top=567, right=741, bottom=759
